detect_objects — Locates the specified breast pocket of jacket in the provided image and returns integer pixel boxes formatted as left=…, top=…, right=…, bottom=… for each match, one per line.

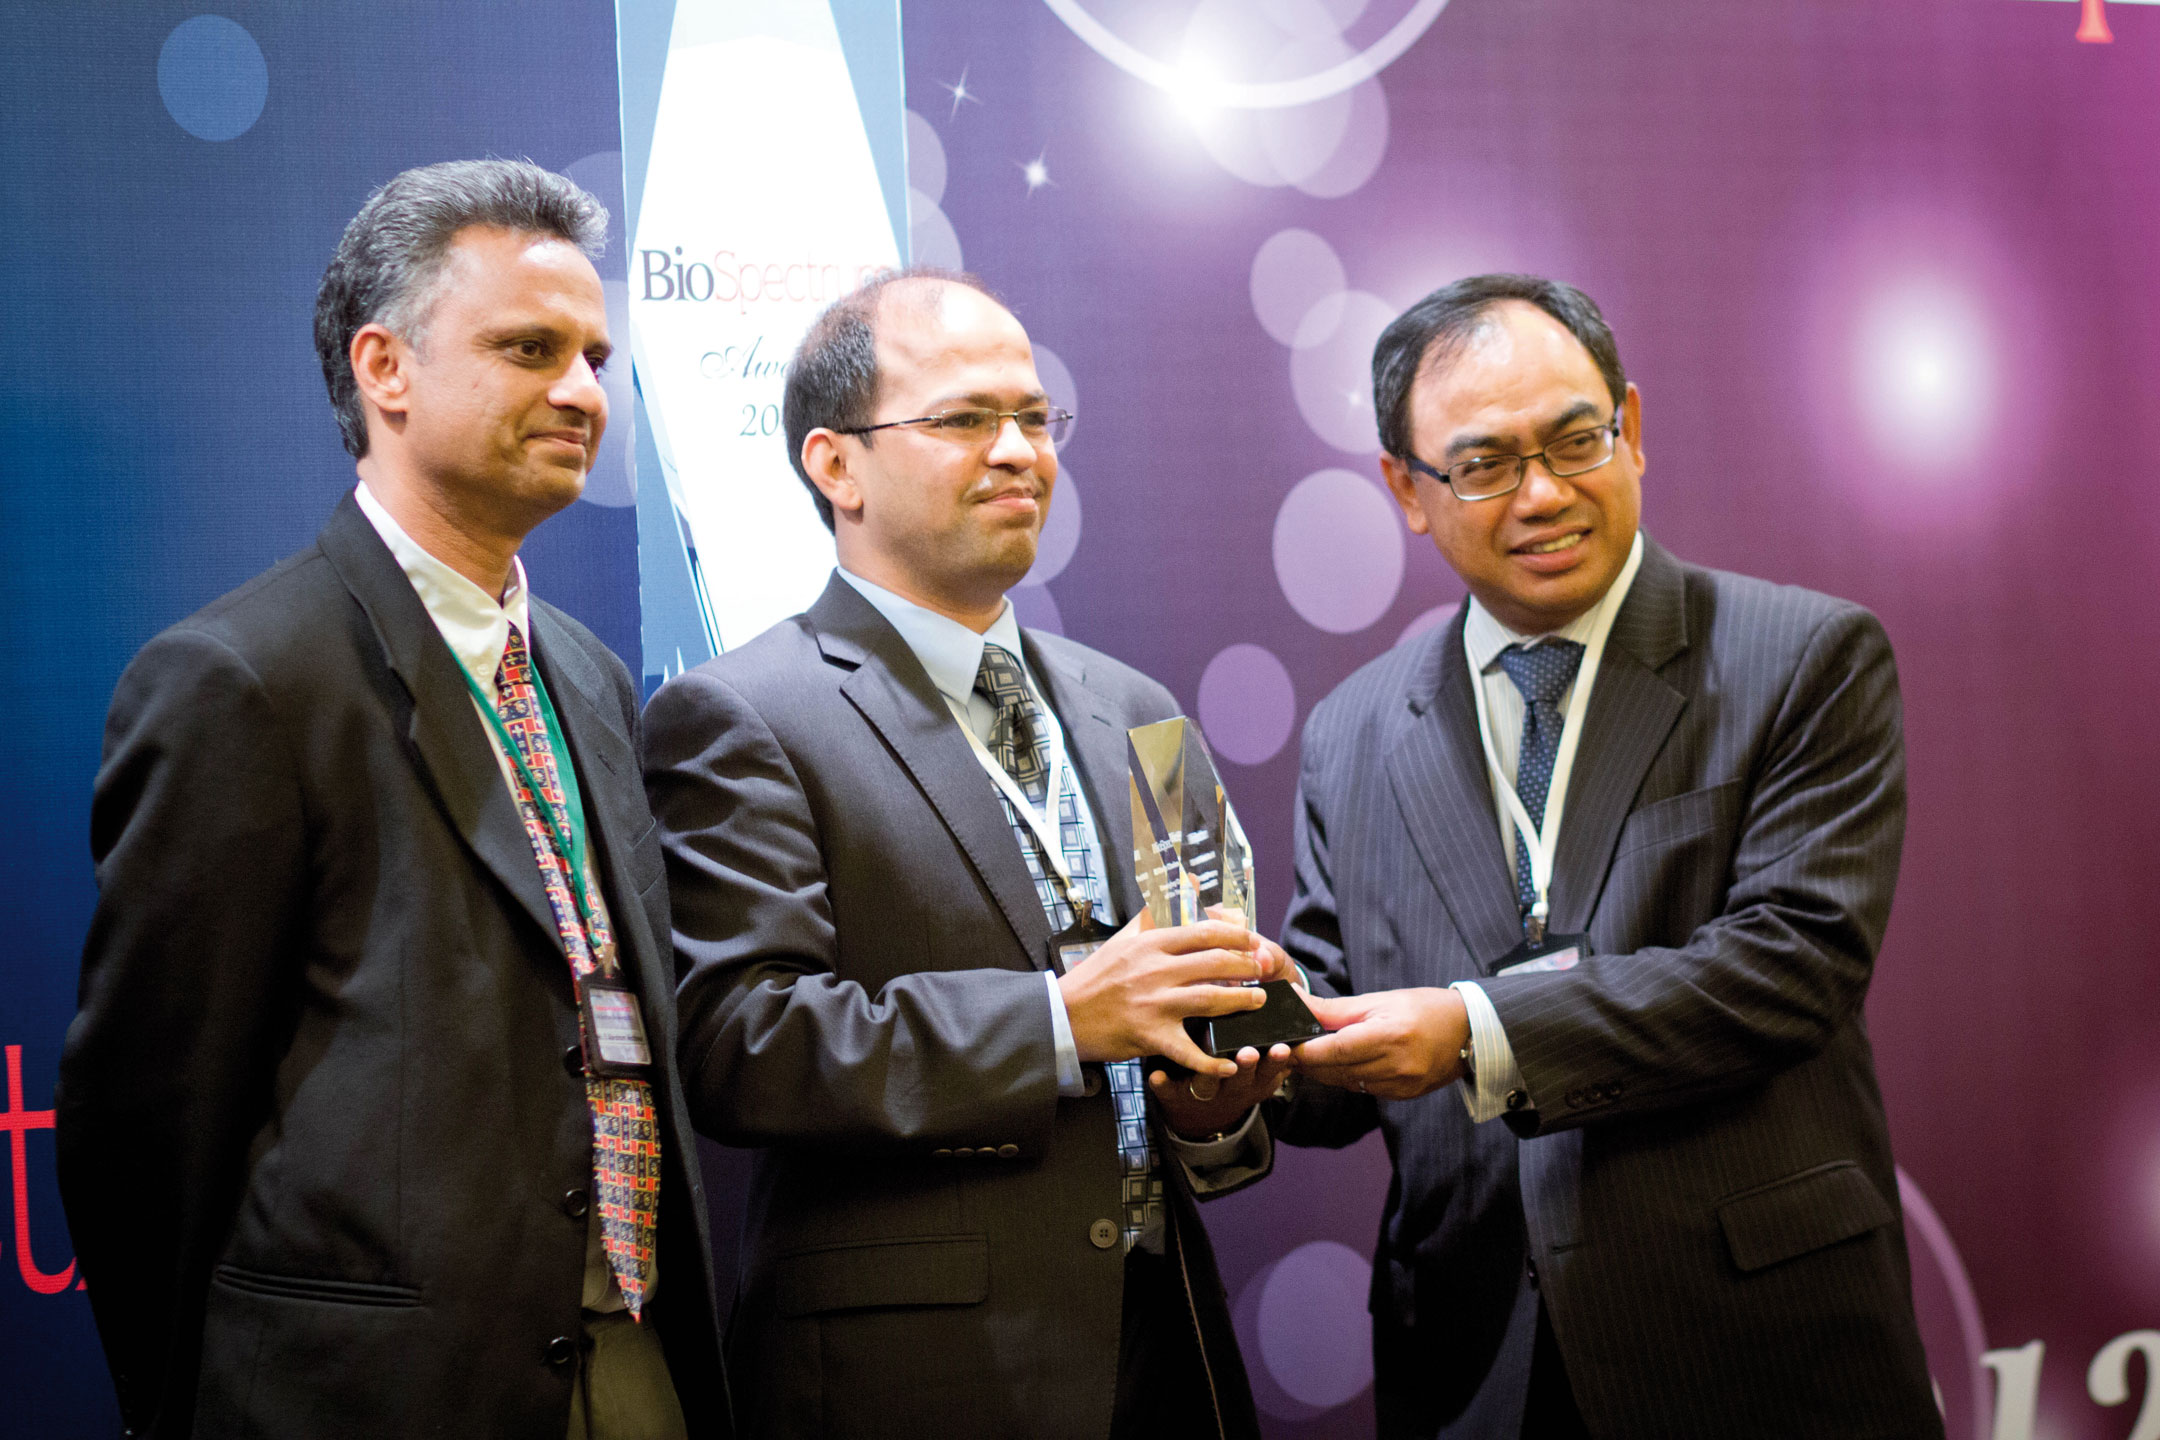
left=1605, top=780, right=1744, bottom=946
left=627, top=817, right=665, bottom=898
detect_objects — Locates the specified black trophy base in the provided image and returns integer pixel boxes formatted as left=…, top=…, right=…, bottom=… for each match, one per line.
left=1190, top=980, right=1325, bottom=1058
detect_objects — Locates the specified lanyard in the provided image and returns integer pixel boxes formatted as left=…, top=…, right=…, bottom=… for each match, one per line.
left=459, top=657, right=611, bottom=969
left=951, top=681, right=1080, bottom=899
left=1466, top=536, right=1643, bottom=937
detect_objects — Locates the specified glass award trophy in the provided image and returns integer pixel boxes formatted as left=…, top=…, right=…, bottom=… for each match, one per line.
left=1127, top=716, right=1323, bottom=1058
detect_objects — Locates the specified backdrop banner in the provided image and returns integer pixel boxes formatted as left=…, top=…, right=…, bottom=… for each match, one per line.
left=620, top=0, right=904, bottom=684
left=886, top=4, right=2158, bottom=1439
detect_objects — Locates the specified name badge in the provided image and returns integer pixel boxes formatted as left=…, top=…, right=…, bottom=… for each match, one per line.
left=579, top=979, right=653, bottom=1077
left=1048, top=899, right=1116, bottom=974
left=1488, top=932, right=1592, bottom=978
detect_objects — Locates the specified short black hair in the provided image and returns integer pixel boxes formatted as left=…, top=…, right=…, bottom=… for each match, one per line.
left=1371, top=274, right=1626, bottom=460
left=314, top=159, right=607, bottom=458
left=781, top=266, right=1002, bottom=532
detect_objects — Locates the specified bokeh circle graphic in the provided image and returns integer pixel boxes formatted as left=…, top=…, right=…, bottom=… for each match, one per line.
left=1273, top=468, right=1405, bottom=633
left=1041, top=0, right=1447, bottom=109
left=1172, top=0, right=1395, bottom=196
left=1290, top=290, right=1394, bottom=454
left=1197, top=644, right=1297, bottom=766
left=1398, top=601, right=1459, bottom=649
left=1028, top=467, right=1083, bottom=584
left=1031, top=343, right=1079, bottom=447
left=1010, top=582, right=1065, bottom=636
left=909, top=190, right=965, bottom=272
left=1251, top=229, right=1347, bottom=348
left=905, top=109, right=947, bottom=205
left=1258, top=1241, right=1376, bottom=1408
left=158, top=15, right=268, bottom=142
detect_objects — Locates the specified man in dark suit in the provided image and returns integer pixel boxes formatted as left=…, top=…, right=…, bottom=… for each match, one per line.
left=57, top=160, right=727, bottom=1440
left=1275, top=274, right=1941, bottom=1439
left=643, top=270, right=1296, bottom=1440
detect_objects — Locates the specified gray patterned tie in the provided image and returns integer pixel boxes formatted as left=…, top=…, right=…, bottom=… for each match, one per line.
left=975, top=643, right=1162, bottom=1252
left=1497, top=640, right=1585, bottom=929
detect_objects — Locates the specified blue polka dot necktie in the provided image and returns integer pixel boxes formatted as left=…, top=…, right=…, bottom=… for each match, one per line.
left=974, top=643, right=1161, bottom=1252
left=1496, top=640, right=1585, bottom=930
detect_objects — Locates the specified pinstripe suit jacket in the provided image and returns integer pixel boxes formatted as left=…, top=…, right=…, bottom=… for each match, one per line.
left=1274, top=536, right=1941, bottom=1439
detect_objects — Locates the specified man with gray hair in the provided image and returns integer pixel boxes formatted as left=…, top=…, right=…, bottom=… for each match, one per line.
left=57, top=160, right=729, bottom=1440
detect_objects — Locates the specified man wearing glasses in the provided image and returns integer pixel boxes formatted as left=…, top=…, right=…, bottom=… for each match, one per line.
left=643, top=270, right=1292, bottom=1439
left=1274, top=275, right=1941, bottom=1438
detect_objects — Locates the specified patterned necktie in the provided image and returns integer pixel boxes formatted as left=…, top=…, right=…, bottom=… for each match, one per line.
left=493, top=622, right=661, bottom=1318
left=975, top=643, right=1162, bottom=1252
left=1497, top=640, right=1585, bottom=927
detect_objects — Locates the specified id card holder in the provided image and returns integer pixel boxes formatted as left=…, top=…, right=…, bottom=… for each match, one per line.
left=579, top=977, right=654, bottom=1078
left=1048, top=900, right=1116, bottom=974
left=1487, top=932, right=1593, bottom=978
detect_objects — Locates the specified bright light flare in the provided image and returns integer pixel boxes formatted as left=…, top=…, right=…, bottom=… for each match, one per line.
left=1851, top=276, right=1999, bottom=478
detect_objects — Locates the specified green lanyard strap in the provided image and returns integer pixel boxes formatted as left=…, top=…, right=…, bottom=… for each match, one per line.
left=459, top=650, right=604, bottom=953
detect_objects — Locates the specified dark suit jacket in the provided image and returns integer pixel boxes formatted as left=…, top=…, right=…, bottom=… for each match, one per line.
left=641, top=575, right=1260, bottom=1440
left=56, top=494, right=729, bottom=1440
left=1274, top=537, right=1940, bottom=1439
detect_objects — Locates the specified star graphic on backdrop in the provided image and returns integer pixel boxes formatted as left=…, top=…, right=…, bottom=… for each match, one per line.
left=1020, top=152, right=1052, bottom=195
left=941, top=67, right=978, bottom=120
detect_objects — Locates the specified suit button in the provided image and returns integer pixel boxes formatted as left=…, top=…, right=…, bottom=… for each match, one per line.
left=1080, top=1068, right=1104, bottom=1098
left=546, top=1335, right=577, bottom=1368
left=1088, top=1219, right=1119, bottom=1250
left=562, top=1044, right=583, bottom=1076
left=997, top=1144, right=1019, bottom=1159
left=953, top=1146, right=974, bottom=1159
left=1505, top=1089, right=1528, bottom=1111
left=931, top=1148, right=952, bottom=1160
left=562, top=1189, right=589, bottom=1219
left=1565, top=1088, right=1585, bottom=1109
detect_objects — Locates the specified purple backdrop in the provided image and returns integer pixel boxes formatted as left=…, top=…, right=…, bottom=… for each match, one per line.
left=902, top=2, right=2160, bottom=1435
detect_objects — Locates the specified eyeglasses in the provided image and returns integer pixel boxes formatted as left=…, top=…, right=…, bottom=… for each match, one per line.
left=834, top=404, right=1075, bottom=448
left=1401, top=416, right=1622, bottom=501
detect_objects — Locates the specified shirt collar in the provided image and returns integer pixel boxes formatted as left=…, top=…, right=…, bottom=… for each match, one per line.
left=1464, top=529, right=1646, bottom=673
left=835, top=567, right=1026, bottom=708
left=353, top=481, right=531, bottom=692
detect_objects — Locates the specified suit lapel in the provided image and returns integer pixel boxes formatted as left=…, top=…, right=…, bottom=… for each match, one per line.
left=317, top=493, right=564, bottom=955
left=1025, top=636, right=1144, bottom=926
left=810, top=578, right=1049, bottom=969
left=1548, top=538, right=1690, bottom=935
left=1388, top=614, right=1528, bottom=966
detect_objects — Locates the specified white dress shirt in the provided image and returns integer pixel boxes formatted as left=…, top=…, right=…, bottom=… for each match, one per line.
left=354, top=481, right=637, bottom=1312
left=836, top=569, right=1263, bottom=1168
left=1452, top=531, right=1644, bottom=1123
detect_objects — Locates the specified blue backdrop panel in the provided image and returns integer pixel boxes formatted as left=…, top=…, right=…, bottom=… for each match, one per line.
left=0, top=4, right=635, bottom=1430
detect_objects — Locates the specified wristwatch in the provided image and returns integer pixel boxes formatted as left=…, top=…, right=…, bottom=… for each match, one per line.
left=1459, top=1036, right=1477, bottom=1086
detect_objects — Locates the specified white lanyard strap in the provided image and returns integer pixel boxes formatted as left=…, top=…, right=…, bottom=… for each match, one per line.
left=953, top=688, right=1079, bottom=896
left=1466, top=537, right=1643, bottom=930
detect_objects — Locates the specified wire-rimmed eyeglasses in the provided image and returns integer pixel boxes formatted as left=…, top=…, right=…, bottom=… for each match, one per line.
left=1401, top=415, right=1622, bottom=501
left=834, top=405, right=1074, bottom=448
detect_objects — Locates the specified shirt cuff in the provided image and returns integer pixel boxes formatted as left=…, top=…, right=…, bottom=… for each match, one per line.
left=1450, top=981, right=1523, bottom=1124
left=1162, top=1100, right=1264, bottom=1167
left=1045, top=970, right=1085, bottom=1097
